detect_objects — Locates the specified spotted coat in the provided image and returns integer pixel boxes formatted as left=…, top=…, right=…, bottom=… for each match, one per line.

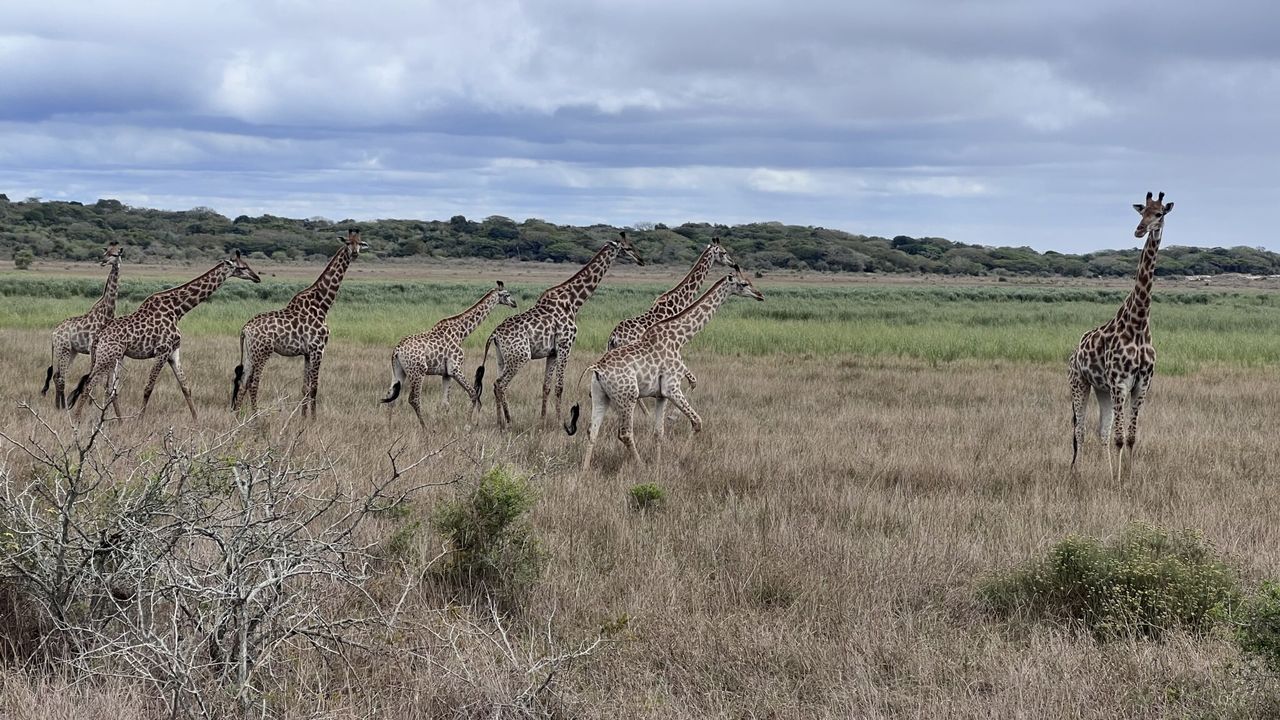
left=1069, top=191, right=1174, bottom=478
left=69, top=253, right=261, bottom=421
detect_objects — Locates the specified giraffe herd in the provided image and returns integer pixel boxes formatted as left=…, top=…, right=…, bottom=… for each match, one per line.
left=42, top=193, right=1172, bottom=474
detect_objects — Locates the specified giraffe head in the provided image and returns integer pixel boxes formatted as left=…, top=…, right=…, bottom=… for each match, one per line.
left=100, top=241, right=123, bottom=266
left=613, top=231, right=644, bottom=266
left=1132, top=191, right=1174, bottom=238
left=226, top=250, right=262, bottom=283
left=727, top=264, right=765, bottom=301
left=338, top=228, right=370, bottom=258
left=494, top=280, right=518, bottom=308
left=707, top=237, right=735, bottom=268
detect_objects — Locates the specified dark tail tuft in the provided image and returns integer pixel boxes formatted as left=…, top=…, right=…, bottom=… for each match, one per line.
left=564, top=404, right=580, bottom=436
left=232, top=364, right=244, bottom=406
left=41, top=366, right=52, bottom=396
left=381, top=380, right=401, bottom=404
left=67, top=374, right=90, bottom=408
left=473, top=365, right=485, bottom=405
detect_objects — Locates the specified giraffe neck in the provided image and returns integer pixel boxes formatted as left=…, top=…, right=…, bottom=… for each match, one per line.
left=539, top=244, right=620, bottom=314
left=89, top=260, right=121, bottom=318
left=445, top=290, right=501, bottom=338
left=141, top=262, right=233, bottom=320
left=655, top=245, right=717, bottom=310
left=658, top=276, right=734, bottom=350
left=1116, top=221, right=1164, bottom=327
left=293, top=245, right=353, bottom=317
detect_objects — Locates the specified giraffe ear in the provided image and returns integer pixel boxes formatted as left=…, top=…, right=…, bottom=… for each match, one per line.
left=496, top=280, right=505, bottom=289
left=1163, top=202, right=1174, bottom=214
left=1133, top=204, right=1144, bottom=213
left=234, top=249, right=242, bottom=260
left=712, top=237, right=720, bottom=245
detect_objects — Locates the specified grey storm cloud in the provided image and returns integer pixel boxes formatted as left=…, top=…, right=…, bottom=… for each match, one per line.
left=0, top=0, right=1277, bottom=250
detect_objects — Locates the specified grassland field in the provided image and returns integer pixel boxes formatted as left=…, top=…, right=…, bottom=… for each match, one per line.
left=2, top=261, right=1280, bottom=718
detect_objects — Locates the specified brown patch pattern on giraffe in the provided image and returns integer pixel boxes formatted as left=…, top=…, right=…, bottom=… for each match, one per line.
left=475, top=231, right=643, bottom=428
left=381, top=281, right=517, bottom=427
left=231, top=229, right=368, bottom=418
left=1068, top=191, right=1174, bottom=481
left=566, top=268, right=765, bottom=470
left=608, top=238, right=734, bottom=349
left=69, top=252, right=261, bottom=421
left=43, top=242, right=123, bottom=408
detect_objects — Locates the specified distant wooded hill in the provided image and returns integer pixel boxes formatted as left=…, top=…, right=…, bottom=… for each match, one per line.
left=3, top=195, right=1277, bottom=277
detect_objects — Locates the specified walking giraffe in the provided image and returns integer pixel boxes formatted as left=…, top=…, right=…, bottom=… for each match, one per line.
left=1069, top=191, right=1174, bottom=481
left=232, top=229, right=368, bottom=418
left=381, top=281, right=517, bottom=427
left=475, top=232, right=643, bottom=428
left=42, top=242, right=123, bottom=409
left=607, top=238, right=735, bottom=349
left=68, top=251, right=261, bottom=421
left=565, top=267, right=765, bottom=470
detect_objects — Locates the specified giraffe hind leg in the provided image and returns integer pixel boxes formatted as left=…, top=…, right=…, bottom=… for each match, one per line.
left=1069, top=372, right=1088, bottom=470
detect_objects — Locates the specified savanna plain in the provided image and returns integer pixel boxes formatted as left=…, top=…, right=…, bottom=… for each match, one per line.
left=2, top=262, right=1280, bottom=718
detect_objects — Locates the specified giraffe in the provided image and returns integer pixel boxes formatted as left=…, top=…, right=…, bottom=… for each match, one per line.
left=231, top=229, right=368, bottom=418
left=380, top=281, right=518, bottom=427
left=474, top=231, right=643, bottom=428
left=42, top=242, right=124, bottom=409
left=565, top=267, right=765, bottom=470
left=1069, top=191, right=1174, bottom=481
left=68, top=251, right=261, bottom=421
left=607, top=238, right=735, bottom=350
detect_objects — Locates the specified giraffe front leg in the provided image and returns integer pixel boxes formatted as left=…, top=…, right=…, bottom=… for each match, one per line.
left=540, top=356, right=556, bottom=421
left=1125, top=373, right=1153, bottom=483
left=167, top=347, right=198, bottom=421
left=666, top=387, right=703, bottom=434
left=302, top=350, right=324, bottom=419
left=140, top=353, right=170, bottom=418
left=1109, top=383, right=1127, bottom=483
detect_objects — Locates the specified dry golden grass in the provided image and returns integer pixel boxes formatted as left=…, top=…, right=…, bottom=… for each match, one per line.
left=2, top=312, right=1280, bottom=716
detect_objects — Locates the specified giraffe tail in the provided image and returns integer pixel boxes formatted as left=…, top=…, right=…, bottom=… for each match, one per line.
left=231, top=332, right=247, bottom=408
left=41, top=365, right=53, bottom=396
left=473, top=336, right=494, bottom=404
left=382, top=353, right=405, bottom=404
left=565, top=404, right=580, bottom=435
left=67, top=373, right=90, bottom=409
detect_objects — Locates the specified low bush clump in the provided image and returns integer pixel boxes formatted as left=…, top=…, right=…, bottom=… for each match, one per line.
left=434, top=465, right=545, bottom=591
left=627, top=483, right=666, bottom=511
left=1237, top=581, right=1280, bottom=671
left=980, top=522, right=1239, bottom=639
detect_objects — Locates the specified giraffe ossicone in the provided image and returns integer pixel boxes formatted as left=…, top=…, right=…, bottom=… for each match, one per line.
left=381, top=280, right=517, bottom=427
left=1068, top=191, right=1174, bottom=482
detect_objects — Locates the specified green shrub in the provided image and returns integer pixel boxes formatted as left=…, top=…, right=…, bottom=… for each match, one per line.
left=433, top=466, right=544, bottom=590
left=12, top=248, right=33, bottom=270
left=980, top=523, right=1239, bottom=639
left=1238, top=581, right=1280, bottom=671
left=628, top=483, right=666, bottom=511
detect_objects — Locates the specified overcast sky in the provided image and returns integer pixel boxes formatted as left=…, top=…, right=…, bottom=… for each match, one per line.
left=1, top=0, right=1274, bottom=251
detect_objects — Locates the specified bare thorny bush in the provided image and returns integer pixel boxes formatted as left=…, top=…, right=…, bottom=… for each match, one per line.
left=0, top=403, right=612, bottom=719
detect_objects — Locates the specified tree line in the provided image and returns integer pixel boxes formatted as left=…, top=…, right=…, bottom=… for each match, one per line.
left=3, top=194, right=1278, bottom=278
